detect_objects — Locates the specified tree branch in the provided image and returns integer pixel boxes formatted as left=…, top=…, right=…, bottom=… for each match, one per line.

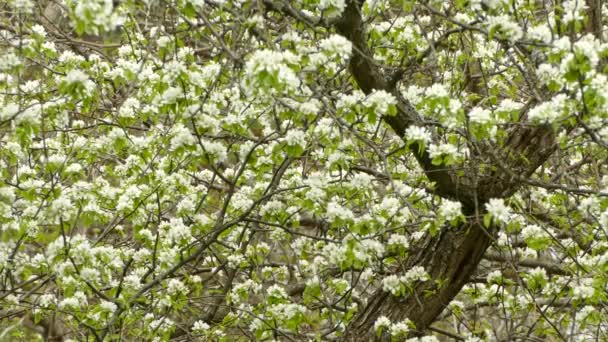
left=483, top=251, right=568, bottom=276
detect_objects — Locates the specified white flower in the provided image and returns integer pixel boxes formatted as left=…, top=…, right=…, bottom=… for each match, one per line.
left=119, top=97, right=140, bottom=118
left=231, top=189, right=254, bottom=212
left=161, top=87, right=183, bottom=104
left=536, top=63, right=561, bottom=86
left=38, top=294, right=56, bottom=308
left=318, top=0, right=346, bottom=16
left=486, top=270, right=503, bottom=283
left=59, top=291, right=87, bottom=309
left=402, top=266, right=429, bottom=283
left=178, top=46, right=194, bottom=60
left=260, top=200, right=284, bottom=216
left=0, top=187, right=15, bottom=203
left=319, top=34, right=352, bottom=60
left=177, top=195, right=196, bottom=214
left=390, top=321, right=410, bottom=337
left=374, top=316, right=391, bottom=332
left=149, top=318, right=174, bottom=333
left=267, top=284, right=288, bottom=299
left=577, top=306, right=596, bottom=322
left=468, top=106, right=492, bottom=124
left=521, top=224, right=550, bottom=240
left=227, top=254, right=245, bottom=268
left=350, top=173, right=373, bottom=189
left=528, top=267, right=548, bottom=281
left=157, top=36, right=172, bottom=48
left=192, top=320, right=210, bottom=333
left=482, top=0, right=508, bottom=9
left=578, top=196, right=600, bottom=215
left=268, top=303, right=306, bottom=320
left=60, top=51, right=86, bottom=64
left=529, top=102, right=555, bottom=123
left=80, top=267, right=100, bottom=283
left=167, top=278, right=187, bottom=296
left=170, top=124, right=196, bottom=150
left=574, top=38, right=601, bottom=68
left=337, top=91, right=365, bottom=110
left=64, top=70, right=90, bottom=85
left=600, top=210, right=608, bottom=229
left=383, top=267, right=428, bottom=296
left=64, top=163, right=82, bottom=174
left=528, top=25, right=552, bottom=43
left=562, top=0, right=587, bottom=23
left=99, top=301, right=117, bottom=312
left=284, top=129, right=306, bottom=147
left=162, top=218, right=193, bottom=244
left=485, top=198, right=511, bottom=223
left=428, top=143, right=462, bottom=159
left=364, top=89, right=397, bottom=116
left=0, top=103, right=19, bottom=121
left=426, top=83, right=448, bottom=98
left=377, top=197, right=401, bottom=216
left=124, top=274, right=142, bottom=289
left=31, top=24, right=46, bottom=37
left=486, top=15, right=523, bottom=41
left=116, top=184, right=143, bottom=212
left=59, top=297, right=80, bottom=309
left=382, top=275, right=401, bottom=295
left=573, top=278, right=595, bottom=300
left=360, top=239, right=385, bottom=259
left=497, top=99, right=523, bottom=112
left=553, top=37, right=571, bottom=52
left=50, top=195, right=73, bottom=218
left=402, top=85, right=424, bottom=104
left=20, top=80, right=39, bottom=94
left=387, top=234, right=409, bottom=249
left=438, top=199, right=462, bottom=221
left=244, top=49, right=300, bottom=92
left=298, top=99, right=324, bottom=115
left=326, top=199, right=355, bottom=222
left=203, top=140, right=227, bottom=162
left=41, top=41, right=56, bottom=52
left=405, top=126, right=432, bottom=145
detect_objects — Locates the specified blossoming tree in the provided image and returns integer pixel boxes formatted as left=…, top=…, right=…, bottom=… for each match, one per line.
left=1, top=0, right=607, bottom=340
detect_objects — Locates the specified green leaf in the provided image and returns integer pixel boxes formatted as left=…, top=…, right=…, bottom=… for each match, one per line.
left=483, top=213, right=492, bottom=228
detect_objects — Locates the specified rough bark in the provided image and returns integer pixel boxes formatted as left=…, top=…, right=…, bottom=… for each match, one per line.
left=585, top=0, right=603, bottom=39
left=346, top=218, right=493, bottom=339
left=334, top=1, right=557, bottom=339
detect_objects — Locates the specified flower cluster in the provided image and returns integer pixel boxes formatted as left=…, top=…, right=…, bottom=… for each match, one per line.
left=382, top=266, right=429, bottom=296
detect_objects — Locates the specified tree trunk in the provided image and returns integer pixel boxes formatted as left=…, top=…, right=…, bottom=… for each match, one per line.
left=344, top=219, right=492, bottom=339
left=585, top=0, right=603, bottom=39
